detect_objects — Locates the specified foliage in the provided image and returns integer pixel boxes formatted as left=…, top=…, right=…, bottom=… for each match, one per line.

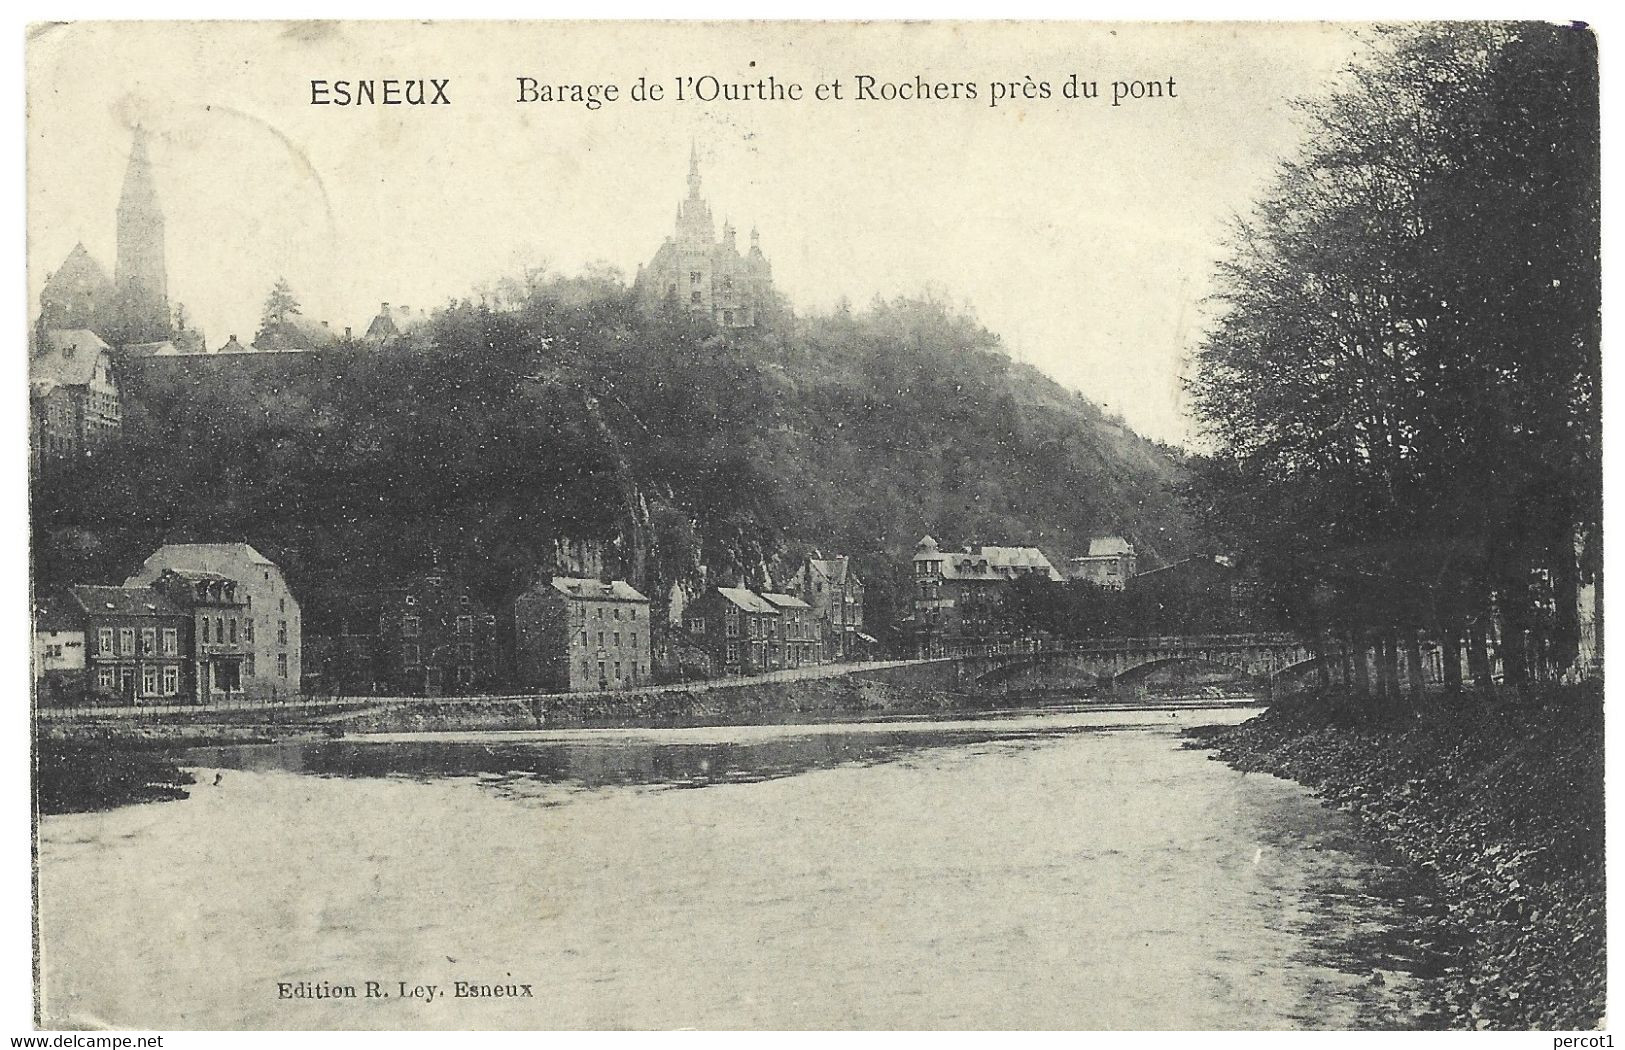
left=1187, top=23, right=1600, bottom=697
left=33, top=274, right=1192, bottom=653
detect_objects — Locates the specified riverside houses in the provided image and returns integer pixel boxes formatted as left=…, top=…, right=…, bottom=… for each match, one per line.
left=684, top=587, right=781, bottom=676
left=125, top=543, right=301, bottom=702
left=65, top=585, right=188, bottom=703
left=149, top=569, right=250, bottom=704
left=787, top=555, right=865, bottom=660
left=514, top=577, right=653, bottom=692
left=911, top=535, right=1063, bottom=657
left=379, top=569, right=500, bottom=696
left=760, top=592, right=820, bottom=668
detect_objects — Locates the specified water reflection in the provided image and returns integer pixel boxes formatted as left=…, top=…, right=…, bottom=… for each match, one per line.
left=177, top=723, right=1115, bottom=796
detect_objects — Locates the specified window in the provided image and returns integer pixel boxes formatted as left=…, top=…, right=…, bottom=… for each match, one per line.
left=691, top=291, right=702, bottom=304
left=597, top=631, right=605, bottom=647
left=229, top=618, right=238, bottom=643
left=403, top=644, right=420, bottom=667
left=690, top=271, right=701, bottom=285
left=140, top=627, right=156, bottom=655
left=245, top=653, right=255, bottom=677
left=687, top=617, right=704, bottom=634
left=580, top=630, right=588, bottom=647
left=613, top=608, right=621, bottom=621
left=456, top=615, right=473, bottom=637
left=403, top=616, right=421, bottom=638
left=727, top=642, right=740, bottom=662
left=97, top=666, right=114, bottom=690
left=581, top=659, right=589, bottom=677
left=725, top=612, right=739, bottom=638
left=597, top=661, right=606, bottom=680
left=215, top=618, right=225, bottom=643
left=631, top=608, right=638, bottom=621
left=596, top=607, right=604, bottom=620
left=614, top=661, right=622, bottom=678
left=723, top=310, right=734, bottom=325
left=277, top=653, right=289, bottom=678
left=459, top=595, right=470, bottom=607
left=98, top=627, right=113, bottom=654
left=119, top=627, right=134, bottom=654
left=245, top=619, right=254, bottom=642
left=631, top=632, right=638, bottom=648
left=162, top=666, right=179, bottom=696
left=459, top=643, right=474, bottom=666
left=278, top=620, right=288, bottom=645
left=162, top=628, right=178, bottom=656
left=613, top=632, right=620, bottom=646
left=279, top=598, right=286, bottom=612
left=141, top=666, right=158, bottom=696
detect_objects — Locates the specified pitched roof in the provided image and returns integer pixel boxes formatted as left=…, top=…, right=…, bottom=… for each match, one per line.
left=806, top=556, right=852, bottom=586
left=32, top=329, right=112, bottom=390
left=715, top=587, right=779, bottom=614
left=1086, top=535, right=1135, bottom=557
left=33, top=592, right=81, bottom=633
left=931, top=544, right=1063, bottom=582
left=67, top=585, right=183, bottom=618
left=144, top=542, right=276, bottom=566
left=549, top=577, right=650, bottom=602
left=759, top=592, right=811, bottom=610
left=121, top=340, right=182, bottom=358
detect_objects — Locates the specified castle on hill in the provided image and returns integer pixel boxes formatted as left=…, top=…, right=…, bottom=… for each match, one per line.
left=633, top=146, right=775, bottom=328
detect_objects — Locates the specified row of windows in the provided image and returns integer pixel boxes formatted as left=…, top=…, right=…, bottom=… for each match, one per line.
left=403, top=594, right=475, bottom=608
left=96, top=664, right=180, bottom=696
left=402, top=614, right=482, bottom=637
left=577, top=630, right=639, bottom=650
left=579, top=659, right=644, bottom=682
left=402, top=644, right=477, bottom=667
left=97, top=627, right=180, bottom=657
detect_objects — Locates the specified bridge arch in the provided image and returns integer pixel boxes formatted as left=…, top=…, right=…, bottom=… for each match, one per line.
left=1110, top=655, right=1264, bottom=687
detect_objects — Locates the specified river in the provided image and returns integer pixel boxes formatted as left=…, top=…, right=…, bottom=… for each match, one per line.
left=36, top=706, right=1448, bottom=1030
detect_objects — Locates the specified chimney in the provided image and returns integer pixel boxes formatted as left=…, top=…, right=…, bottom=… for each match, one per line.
left=344, top=326, right=352, bottom=340
left=381, top=302, right=390, bottom=314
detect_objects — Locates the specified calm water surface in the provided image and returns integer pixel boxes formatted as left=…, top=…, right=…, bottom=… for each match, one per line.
left=37, top=707, right=1447, bottom=1029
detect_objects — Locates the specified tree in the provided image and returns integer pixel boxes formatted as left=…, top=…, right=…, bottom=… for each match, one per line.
left=259, top=278, right=301, bottom=330
left=1189, top=23, right=1599, bottom=703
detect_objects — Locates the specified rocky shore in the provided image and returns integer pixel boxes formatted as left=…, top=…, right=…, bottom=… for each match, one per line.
left=1189, top=684, right=1604, bottom=1030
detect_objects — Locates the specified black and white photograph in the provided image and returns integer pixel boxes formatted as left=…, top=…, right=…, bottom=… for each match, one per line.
left=21, top=18, right=1604, bottom=1033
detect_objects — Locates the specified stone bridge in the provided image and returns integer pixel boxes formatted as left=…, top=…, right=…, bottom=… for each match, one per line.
left=952, top=634, right=1319, bottom=694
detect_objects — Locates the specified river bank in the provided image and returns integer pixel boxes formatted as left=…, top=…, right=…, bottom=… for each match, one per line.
left=1188, top=683, right=1604, bottom=1030
left=33, top=676, right=1008, bottom=811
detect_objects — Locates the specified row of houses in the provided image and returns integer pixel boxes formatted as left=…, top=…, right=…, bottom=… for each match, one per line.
left=306, top=554, right=870, bottom=697
left=906, top=533, right=1268, bottom=657
left=34, top=544, right=303, bottom=705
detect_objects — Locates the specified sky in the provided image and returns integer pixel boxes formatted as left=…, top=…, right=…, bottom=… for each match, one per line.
left=26, top=20, right=1364, bottom=446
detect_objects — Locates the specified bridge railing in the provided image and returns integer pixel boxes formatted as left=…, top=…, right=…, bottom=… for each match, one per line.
left=968, top=633, right=1304, bottom=658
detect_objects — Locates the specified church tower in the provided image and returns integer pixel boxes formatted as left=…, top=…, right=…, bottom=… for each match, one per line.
left=112, top=127, right=170, bottom=344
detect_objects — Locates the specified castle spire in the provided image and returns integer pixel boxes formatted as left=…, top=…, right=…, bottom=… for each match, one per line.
left=687, top=141, right=702, bottom=199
